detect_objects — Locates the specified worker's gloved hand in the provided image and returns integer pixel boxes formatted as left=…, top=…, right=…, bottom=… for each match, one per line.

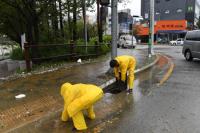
left=115, top=76, right=120, bottom=81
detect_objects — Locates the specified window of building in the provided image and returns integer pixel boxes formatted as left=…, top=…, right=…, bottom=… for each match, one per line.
left=145, top=13, right=149, bottom=19
left=177, top=9, right=183, bottom=13
left=165, top=0, right=170, bottom=1
left=188, top=6, right=193, bottom=12
left=165, top=10, right=170, bottom=14
left=156, top=0, right=160, bottom=4
left=156, top=12, right=160, bottom=15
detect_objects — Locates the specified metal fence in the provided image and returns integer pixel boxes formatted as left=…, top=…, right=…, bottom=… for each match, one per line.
left=24, top=41, right=101, bottom=71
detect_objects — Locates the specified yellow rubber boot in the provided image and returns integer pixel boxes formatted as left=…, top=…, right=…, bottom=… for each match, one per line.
left=128, top=59, right=136, bottom=90
left=128, top=70, right=134, bottom=89
left=87, top=106, right=95, bottom=119
left=72, top=111, right=87, bottom=130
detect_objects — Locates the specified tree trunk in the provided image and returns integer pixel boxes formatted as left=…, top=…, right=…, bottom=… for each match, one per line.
left=73, top=0, right=77, bottom=41
left=51, top=1, right=59, bottom=41
left=26, top=21, right=34, bottom=44
left=58, top=0, right=64, bottom=38
left=33, top=17, right=39, bottom=44
left=67, top=0, right=72, bottom=40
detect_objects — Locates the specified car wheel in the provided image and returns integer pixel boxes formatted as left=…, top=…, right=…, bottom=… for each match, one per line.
left=122, top=44, right=125, bottom=48
left=173, top=43, right=176, bottom=46
left=117, top=44, right=120, bottom=48
left=185, top=50, right=193, bottom=61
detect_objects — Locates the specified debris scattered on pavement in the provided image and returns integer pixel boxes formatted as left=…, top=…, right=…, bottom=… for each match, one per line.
left=15, top=94, right=26, bottom=99
left=77, top=58, right=82, bottom=63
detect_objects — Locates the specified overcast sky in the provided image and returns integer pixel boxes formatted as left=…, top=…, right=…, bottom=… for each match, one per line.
left=118, top=0, right=141, bottom=16
left=87, top=0, right=141, bottom=18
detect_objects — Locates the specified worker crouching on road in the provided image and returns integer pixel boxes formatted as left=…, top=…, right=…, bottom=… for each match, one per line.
left=60, top=83, right=103, bottom=130
left=110, top=55, right=136, bottom=94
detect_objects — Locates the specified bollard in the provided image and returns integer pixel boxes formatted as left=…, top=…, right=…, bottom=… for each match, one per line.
left=24, top=42, right=31, bottom=72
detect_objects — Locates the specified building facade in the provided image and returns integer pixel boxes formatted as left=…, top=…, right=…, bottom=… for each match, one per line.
left=105, top=9, right=133, bottom=35
left=141, top=0, right=200, bottom=28
left=140, top=0, right=200, bottom=42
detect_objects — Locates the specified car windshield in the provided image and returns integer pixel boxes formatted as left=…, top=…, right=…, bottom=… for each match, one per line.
left=125, top=36, right=135, bottom=40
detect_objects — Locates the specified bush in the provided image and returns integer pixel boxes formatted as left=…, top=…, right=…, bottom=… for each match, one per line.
left=88, top=37, right=98, bottom=45
left=10, top=47, right=24, bottom=60
left=103, top=35, right=112, bottom=43
left=100, top=43, right=110, bottom=54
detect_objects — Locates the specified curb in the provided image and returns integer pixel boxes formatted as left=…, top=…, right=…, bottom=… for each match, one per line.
left=100, top=54, right=160, bottom=89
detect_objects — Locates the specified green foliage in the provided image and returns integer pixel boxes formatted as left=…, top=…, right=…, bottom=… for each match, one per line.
left=88, top=37, right=98, bottom=45
left=103, top=35, right=112, bottom=43
left=10, top=47, right=24, bottom=60
left=30, top=45, right=70, bottom=58
left=100, top=43, right=110, bottom=54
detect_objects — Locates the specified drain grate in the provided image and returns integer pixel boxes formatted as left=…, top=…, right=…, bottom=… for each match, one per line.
left=0, top=95, right=60, bottom=131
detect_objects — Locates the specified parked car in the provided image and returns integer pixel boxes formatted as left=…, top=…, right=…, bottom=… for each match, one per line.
left=182, top=30, right=200, bottom=61
left=157, top=38, right=168, bottom=44
left=169, top=38, right=184, bottom=46
left=118, top=35, right=137, bottom=48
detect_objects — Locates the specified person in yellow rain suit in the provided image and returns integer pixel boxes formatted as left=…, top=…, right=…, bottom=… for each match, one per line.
left=110, top=55, right=136, bottom=93
left=60, top=83, right=103, bottom=130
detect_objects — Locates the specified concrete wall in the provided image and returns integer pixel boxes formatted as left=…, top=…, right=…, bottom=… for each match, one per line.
left=0, top=60, right=27, bottom=78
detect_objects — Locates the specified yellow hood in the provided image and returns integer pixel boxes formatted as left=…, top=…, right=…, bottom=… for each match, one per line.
left=61, top=83, right=72, bottom=96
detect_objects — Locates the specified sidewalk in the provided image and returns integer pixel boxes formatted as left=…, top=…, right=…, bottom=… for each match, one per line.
left=0, top=49, right=158, bottom=132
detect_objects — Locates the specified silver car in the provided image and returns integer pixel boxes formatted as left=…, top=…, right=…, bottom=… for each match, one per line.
left=182, top=30, right=200, bottom=61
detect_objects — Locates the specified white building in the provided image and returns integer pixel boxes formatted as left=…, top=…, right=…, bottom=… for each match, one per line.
left=105, top=8, right=132, bottom=35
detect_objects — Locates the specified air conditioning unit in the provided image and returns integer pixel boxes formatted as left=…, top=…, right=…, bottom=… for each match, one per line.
left=100, top=0, right=110, bottom=6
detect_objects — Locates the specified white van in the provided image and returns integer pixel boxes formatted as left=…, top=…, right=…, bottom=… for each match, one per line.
left=182, top=30, right=200, bottom=61
left=118, top=35, right=137, bottom=48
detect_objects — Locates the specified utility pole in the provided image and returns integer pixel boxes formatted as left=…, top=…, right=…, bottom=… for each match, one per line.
left=111, top=0, right=118, bottom=59
left=148, top=0, right=155, bottom=57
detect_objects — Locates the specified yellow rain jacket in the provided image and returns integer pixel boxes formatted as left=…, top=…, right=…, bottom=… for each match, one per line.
left=61, top=83, right=103, bottom=130
left=114, top=55, right=136, bottom=89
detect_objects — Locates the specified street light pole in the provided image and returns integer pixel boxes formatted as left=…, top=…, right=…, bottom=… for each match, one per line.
left=148, top=0, right=155, bottom=57
left=111, top=0, right=118, bottom=59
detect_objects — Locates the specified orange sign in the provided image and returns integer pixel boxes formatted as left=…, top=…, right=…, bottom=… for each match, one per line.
left=138, top=20, right=187, bottom=36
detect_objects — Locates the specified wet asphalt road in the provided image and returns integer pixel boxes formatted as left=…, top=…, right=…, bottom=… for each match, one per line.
left=103, top=45, right=200, bottom=133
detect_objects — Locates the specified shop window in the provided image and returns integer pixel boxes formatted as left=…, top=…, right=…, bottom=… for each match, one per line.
left=156, top=12, right=160, bottom=15
left=165, top=10, right=170, bottom=14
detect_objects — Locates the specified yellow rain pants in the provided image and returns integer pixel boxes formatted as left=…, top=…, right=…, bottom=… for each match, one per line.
left=114, top=55, right=136, bottom=89
left=60, top=83, right=103, bottom=130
